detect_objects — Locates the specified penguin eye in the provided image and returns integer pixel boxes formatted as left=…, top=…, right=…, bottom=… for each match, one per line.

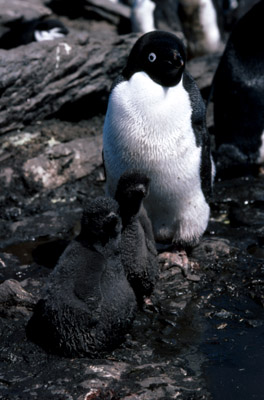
left=148, top=52, right=156, bottom=63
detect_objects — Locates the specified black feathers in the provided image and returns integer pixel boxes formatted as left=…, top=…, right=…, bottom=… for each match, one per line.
left=115, top=170, right=159, bottom=304
left=0, top=18, right=68, bottom=49
left=123, top=30, right=186, bottom=87
left=213, top=0, right=264, bottom=168
left=27, top=174, right=159, bottom=356
left=27, top=197, right=137, bottom=358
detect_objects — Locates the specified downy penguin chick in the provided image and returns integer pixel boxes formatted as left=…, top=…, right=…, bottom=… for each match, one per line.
left=26, top=197, right=137, bottom=358
left=103, top=31, right=214, bottom=249
left=115, top=170, right=159, bottom=304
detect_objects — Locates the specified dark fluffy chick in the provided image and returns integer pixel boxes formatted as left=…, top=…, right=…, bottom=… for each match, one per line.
left=26, top=197, right=137, bottom=358
left=115, top=170, right=159, bottom=305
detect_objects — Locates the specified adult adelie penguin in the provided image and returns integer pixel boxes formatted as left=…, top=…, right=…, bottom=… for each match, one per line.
left=212, top=0, right=264, bottom=171
left=103, top=31, right=214, bottom=249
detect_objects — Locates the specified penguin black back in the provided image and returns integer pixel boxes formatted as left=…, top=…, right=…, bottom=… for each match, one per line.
left=213, top=0, right=264, bottom=167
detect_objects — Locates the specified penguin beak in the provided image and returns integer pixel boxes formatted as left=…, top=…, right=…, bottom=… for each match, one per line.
left=105, top=212, right=121, bottom=236
left=165, top=51, right=184, bottom=69
left=173, top=52, right=184, bottom=68
left=134, top=183, right=148, bottom=198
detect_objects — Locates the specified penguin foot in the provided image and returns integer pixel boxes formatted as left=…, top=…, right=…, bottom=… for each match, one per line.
left=158, top=249, right=200, bottom=281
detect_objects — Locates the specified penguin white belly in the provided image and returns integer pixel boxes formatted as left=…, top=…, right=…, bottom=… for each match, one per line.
left=103, top=72, right=209, bottom=244
left=257, top=130, right=264, bottom=164
left=199, top=0, right=221, bottom=53
left=131, top=0, right=156, bottom=33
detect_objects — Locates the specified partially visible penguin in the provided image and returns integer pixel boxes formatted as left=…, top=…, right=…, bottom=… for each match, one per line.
left=26, top=197, right=137, bottom=358
left=153, top=0, right=184, bottom=37
left=103, top=31, right=214, bottom=249
left=131, top=0, right=156, bottom=33
left=0, top=19, right=68, bottom=50
left=131, top=0, right=184, bottom=41
left=115, top=170, right=159, bottom=304
left=178, top=0, right=223, bottom=57
left=212, top=0, right=264, bottom=171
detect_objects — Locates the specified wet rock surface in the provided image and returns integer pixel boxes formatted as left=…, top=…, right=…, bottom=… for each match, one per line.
left=1, top=127, right=263, bottom=399
left=0, top=2, right=264, bottom=399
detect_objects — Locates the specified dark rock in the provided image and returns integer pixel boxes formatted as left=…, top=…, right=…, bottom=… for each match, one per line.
left=229, top=205, right=264, bottom=228
left=191, top=237, right=233, bottom=260
left=0, top=279, right=35, bottom=317
left=85, top=0, right=131, bottom=18
left=154, top=0, right=183, bottom=33
left=0, top=33, right=138, bottom=134
left=47, top=0, right=131, bottom=21
left=0, top=0, right=51, bottom=26
left=187, top=53, right=221, bottom=99
left=0, top=208, right=82, bottom=266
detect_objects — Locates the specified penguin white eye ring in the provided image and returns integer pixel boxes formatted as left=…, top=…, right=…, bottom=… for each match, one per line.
left=148, top=52, right=156, bottom=62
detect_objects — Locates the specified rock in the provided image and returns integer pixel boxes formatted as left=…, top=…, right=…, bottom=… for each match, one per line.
left=5, top=208, right=82, bottom=243
left=191, top=237, right=233, bottom=260
left=0, top=167, right=13, bottom=187
left=154, top=0, right=183, bottom=34
left=0, top=33, right=138, bottom=134
left=0, top=279, right=35, bottom=317
left=229, top=205, right=264, bottom=229
left=0, top=31, right=218, bottom=135
left=48, top=0, right=131, bottom=20
left=0, top=208, right=82, bottom=268
left=0, top=253, right=21, bottom=282
left=22, top=135, right=103, bottom=190
left=0, top=0, right=51, bottom=26
left=187, top=53, right=221, bottom=96
left=85, top=0, right=131, bottom=18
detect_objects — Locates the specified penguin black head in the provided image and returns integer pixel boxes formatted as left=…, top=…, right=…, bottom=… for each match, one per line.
left=80, top=197, right=121, bottom=245
left=115, top=170, right=150, bottom=220
left=123, top=31, right=186, bottom=87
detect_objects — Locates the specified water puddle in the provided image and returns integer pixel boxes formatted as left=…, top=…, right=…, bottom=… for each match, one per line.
left=201, top=295, right=264, bottom=400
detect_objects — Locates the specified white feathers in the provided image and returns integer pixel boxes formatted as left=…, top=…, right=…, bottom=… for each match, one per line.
left=103, top=72, right=210, bottom=244
left=257, top=130, right=264, bottom=164
left=131, top=0, right=156, bottom=33
left=199, top=0, right=222, bottom=53
left=34, top=27, right=66, bottom=42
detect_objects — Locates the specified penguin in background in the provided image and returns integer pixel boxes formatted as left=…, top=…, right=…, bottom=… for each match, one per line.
left=130, top=0, right=184, bottom=44
left=103, top=31, right=214, bottom=253
left=178, top=0, right=223, bottom=57
left=131, top=0, right=156, bottom=34
left=0, top=18, right=68, bottom=50
left=26, top=197, right=137, bottom=358
left=115, top=170, right=159, bottom=304
left=212, top=0, right=264, bottom=173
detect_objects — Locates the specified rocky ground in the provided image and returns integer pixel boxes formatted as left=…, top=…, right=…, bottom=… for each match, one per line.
left=0, top=1, right=264, bottom=399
